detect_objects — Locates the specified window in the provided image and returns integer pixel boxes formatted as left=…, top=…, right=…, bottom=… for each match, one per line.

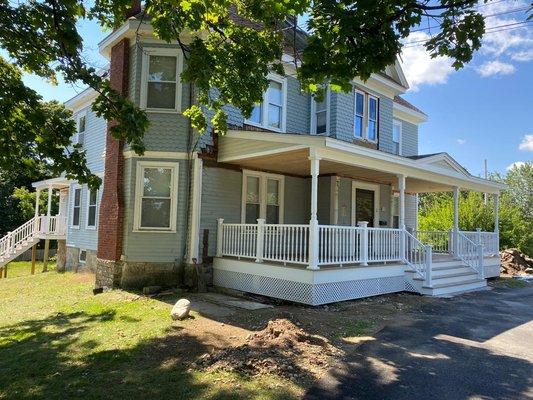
left=79, top=249, right=87, bottom=264
left=245, top=74, right=286, bottom=132
left=86, top=189, right=98, bottom=229
left=368, top=96, right=378, bottom=141
left=354, top=91, right=365, bottom=138
left=392, top=120, right=402, bottom=155
left=134, top=161, right=179, bottom=232
left=354, top=89, right=379, bottom=142
left=76, top=113, right=87, bottom=145
left=311, top=88, right=329, bottom=135
left=140, top=48, right=182, bottom=112
left=242, top=171, right=284, bottom=224
left=72, top=188, right=81, bottom=228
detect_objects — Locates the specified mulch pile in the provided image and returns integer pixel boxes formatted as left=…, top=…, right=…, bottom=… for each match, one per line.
left=192, top=318, right=341, bottom=380
left=500, top=248, right=533, bottom=275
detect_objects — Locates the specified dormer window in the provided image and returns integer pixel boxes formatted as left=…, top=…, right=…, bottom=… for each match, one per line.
left=354, top=89, right=379, bottom=142
left=245, top=74, right=286, bottom=132
left=140, top=48, right=183, bottom=113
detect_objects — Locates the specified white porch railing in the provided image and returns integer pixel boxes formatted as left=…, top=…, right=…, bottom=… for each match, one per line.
left=456, top=231, right=484, bottom=279
left=318, top=225, right=362, bottom=265
left=414, top=230, right=450, bottom=254
left=36, top=215, right=67, bottom=236
left=461, top=230, right=499, bottom=256
left=405, top=230, right=432, bottom=286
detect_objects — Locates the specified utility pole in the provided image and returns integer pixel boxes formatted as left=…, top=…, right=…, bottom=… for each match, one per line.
left=483, top=159, right=488, bottom=206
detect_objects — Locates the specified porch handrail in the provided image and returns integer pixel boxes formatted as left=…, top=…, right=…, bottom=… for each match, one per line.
left=404, top=229, right=432, bottom=287
left=460, top=230, right=499, bottom=256
left=414, top=230, right=450, bottom=254
left=318, top=225, right=362, bottom=266
left=0, top=217, right=37, bottom=257
left=456, top=231, right=484, bottom=279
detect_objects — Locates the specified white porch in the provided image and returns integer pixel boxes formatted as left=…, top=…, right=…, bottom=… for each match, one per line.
left=211, top=131, right=505, bottom=304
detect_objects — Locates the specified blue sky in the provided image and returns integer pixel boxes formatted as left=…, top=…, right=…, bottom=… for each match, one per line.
left=20, top=1, right=532, bottom=177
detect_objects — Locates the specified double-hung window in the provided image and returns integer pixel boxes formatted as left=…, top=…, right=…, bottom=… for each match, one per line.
left=76, top=112, right=87, bottom=145
left=134, top=161, right=179, bottom=232
left=72, top=187, right=81, bottom=228
left=245, top=74, right=286, bottom=132
left=141, top=48, right=182, bottom=112
left=392, top=120, right=402, bottom=155
left=242, top=171, right=284, bottom=224
left=86, top=189, right=98, bottom=229
left=354, top=89, right=379, bottom=142
left=311, top=87, right=329, bottom=135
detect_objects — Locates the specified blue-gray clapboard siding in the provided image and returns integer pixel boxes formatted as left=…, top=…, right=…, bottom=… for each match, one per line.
left=400, top=120, right=418, bottom=157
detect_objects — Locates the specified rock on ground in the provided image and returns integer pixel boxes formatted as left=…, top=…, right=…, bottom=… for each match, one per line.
left=171, top=298, right=191, bottom=320
left=500, top=249, right=533, bottom=275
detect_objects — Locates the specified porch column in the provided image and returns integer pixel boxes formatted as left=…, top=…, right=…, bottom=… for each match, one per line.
left=397, top=174, right=406, bottom=230
left=493, top=193, right=500, bottom=233
left=46, top=185, right=53, bottom=233
left=308, top=150, right=321, bottom=270
left=34, top=188, right=41, bottom=234
left=452, top=186, right=460, bottom=255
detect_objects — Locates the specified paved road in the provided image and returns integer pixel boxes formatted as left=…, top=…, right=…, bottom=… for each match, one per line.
left=306, top=286, right=533, bottom=400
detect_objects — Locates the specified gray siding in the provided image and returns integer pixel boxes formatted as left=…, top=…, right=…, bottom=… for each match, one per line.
left=317, top=177, right=331, bottom=224
left=285, top=77, right=311, bottom=134
left=284, top=176, right=310, bottom=224
left=66, top=184, right=102, bottom=251
left=121, top=157, right=191, bottom=263
left=405, top=194, right=418, bottom=231
left=376, top=97, right=394, bottom=154
left=379, top=184, right=392, bottom=227
left=337, top=178, right=352, bottom=226
left=400, top=120, right=418, bottom=157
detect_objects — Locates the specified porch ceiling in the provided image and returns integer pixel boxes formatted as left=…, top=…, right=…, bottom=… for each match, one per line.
left=219, top=131, right=506, bottom=194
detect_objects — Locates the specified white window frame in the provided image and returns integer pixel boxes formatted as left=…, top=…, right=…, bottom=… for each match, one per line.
left=75, top=110, right=87, bottom=145
left=140, top=47, right=183, bottom=113
left=85, top=188, right=99, bottom=230
left=244, top=73, right=287, bottom=133
left=71, top=186, right=82, bottom=229
left=392, top=119, right=403, bottom=156
left=133, top=161, right=180, bottom=233
left=241, top=170, right=285, bottom=224
left=79, top=249, right=87, bottom=264
left=310, top=87, right=330, bottom=135
left=353, top=89, right=379, bottom=143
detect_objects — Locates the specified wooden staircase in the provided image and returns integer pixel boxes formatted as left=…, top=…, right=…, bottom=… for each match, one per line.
left=405, top=255, right=487, bottom=296
left=0, top=218, right=41, bottom=268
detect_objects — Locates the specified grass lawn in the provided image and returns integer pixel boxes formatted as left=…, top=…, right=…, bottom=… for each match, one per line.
left=0, top=269, right=301, bottom=400
left=1, top=260, right=56, bottom=279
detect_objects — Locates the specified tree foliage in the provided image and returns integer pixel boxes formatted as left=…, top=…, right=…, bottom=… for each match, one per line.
left=1, top=0, right=526, bottom=183
left=419, top=162, right=533, bottom=255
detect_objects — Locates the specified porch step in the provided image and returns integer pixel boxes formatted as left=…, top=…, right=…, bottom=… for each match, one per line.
left=420, top=278, right=487, bottom=296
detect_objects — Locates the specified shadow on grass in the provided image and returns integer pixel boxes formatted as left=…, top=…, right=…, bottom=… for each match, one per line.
left=0, top=310, right=302, bottom=400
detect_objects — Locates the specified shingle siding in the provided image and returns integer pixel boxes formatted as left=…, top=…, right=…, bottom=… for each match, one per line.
left=377, top=97, right=394, bottom=154
left=400, top=120, right=418, bottom=157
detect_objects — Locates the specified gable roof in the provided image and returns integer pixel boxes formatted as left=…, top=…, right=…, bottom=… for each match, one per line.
left=408, top=152, right=471, bottom=177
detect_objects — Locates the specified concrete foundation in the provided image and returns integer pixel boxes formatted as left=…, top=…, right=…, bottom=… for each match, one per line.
left=56, top=240, right=67, bottom=272
left=66, top=247, right=98, bottom=272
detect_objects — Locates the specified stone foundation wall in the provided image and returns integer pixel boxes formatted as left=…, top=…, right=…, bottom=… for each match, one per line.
left=95, top=258, right=123, bottom=289
left=65, top=247, right=98, bottom=272
left=56, top=240, right=66, bottom=272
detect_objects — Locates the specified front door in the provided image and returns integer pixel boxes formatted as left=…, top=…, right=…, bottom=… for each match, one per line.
left=355, top=189, right=375, bottom=226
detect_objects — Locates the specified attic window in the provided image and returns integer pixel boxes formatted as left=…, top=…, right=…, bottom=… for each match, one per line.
left=245, top=73, right=286, bottom=132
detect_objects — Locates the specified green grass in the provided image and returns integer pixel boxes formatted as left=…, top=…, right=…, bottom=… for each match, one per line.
left=2, top=260, right=56, bottom=279
left=0, top=271, right=301, bottom=400
left=336, top=320, right=374, bottom=339
left=503, top=279, right=527, bottom=288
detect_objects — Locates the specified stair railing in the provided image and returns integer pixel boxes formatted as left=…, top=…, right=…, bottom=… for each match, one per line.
left=404, top=229, right=433, bottom=287
left=455, top=231, right=484, bottom=279
left=0, top=217, right=37, bottom=258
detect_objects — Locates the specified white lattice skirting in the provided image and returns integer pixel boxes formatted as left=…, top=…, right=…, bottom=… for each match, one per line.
left=214, top=269, right=407, bottom=305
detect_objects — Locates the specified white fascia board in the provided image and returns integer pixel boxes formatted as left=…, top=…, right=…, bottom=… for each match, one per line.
left=393, top=102, right=427, bottom=124
left=64, top=88, right=98, bottom=112
left=98, top=20, right=154, bottom=58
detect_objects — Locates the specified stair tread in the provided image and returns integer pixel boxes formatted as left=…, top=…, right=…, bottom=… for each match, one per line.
left=427, top=278, right=485, bottom=289
left=432, top=271, right=479, bottom=279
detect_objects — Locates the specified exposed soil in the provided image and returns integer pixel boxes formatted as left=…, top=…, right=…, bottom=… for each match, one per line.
left=500, top=248, right=533, bottom=276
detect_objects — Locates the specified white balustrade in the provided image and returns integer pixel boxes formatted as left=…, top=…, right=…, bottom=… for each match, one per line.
left=368, top=228, right=402, bottom=263
left=404, top=230, right=432, bottom=286
left=263, top=224, right=309, bottom=265
left=414, top=230, right=450, bottom=254
left=456, top=231, right=484, bottom=279
left=318, top=225, right=362, bottom=266
left=461, top=230, right=499, bottom=256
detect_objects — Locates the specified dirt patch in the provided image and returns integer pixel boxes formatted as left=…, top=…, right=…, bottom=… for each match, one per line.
left=500, top=249, right=533, bottom=276
left=192, top=318, right=341, bottom=382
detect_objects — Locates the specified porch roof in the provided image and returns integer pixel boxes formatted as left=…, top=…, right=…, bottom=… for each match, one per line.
left=31, top=177, right=71, bottom=190
left=219, top=130, right=506, bottom=194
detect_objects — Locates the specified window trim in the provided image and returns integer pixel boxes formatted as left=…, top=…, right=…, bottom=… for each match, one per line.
left=75, top=110, right=87, bottom=145
left=310, top=87, right=330, bottom=135
left=353, top=88, right=379, bottom=143
left=392, top=119, right=403, bottom=156
left=241, top=170, right=285, bottom=224
left=140, top=47, right=183, bottom=113
left=244, top=73, right=287, bottom=133
left=71, top=186, right=82, bottom=229
left=79, top=249, right=87, bottom=264
left=85, top=188, right=99, bottom=230
left=133, top=161, right=180, bottom=233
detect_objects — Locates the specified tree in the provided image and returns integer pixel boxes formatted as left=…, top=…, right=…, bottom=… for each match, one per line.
left=419, top=162, right=533, bottom=255
left=2, top=0, right=528, bottom=183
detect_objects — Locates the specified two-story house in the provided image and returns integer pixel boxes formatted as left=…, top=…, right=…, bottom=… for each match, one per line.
left=0, top=13, right=505, bottom=305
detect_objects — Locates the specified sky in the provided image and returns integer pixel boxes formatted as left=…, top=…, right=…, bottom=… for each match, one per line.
left=19, top=0, right=533, bottom=177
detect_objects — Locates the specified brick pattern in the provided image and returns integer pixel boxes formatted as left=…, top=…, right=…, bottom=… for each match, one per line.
left=97, top=38, right=130, bottom=262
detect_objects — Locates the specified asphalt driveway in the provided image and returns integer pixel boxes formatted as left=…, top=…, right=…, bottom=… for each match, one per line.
left=306, top=285, right=533, bottom=400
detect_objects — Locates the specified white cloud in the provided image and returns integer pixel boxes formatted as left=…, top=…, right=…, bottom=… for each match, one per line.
left=457, top=139, right=467, bottom=145
left=507, top=161, right=526, bottom=171
left=511, top=49, right=533, bottom=62
left=476, top=60, right=516, bottom=77
left=519, top=134, right=533, bottom=152
left=400, top=32, right=455, bottom=92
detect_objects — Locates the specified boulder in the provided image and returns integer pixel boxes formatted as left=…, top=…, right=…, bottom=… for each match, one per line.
left=171, top=298, right=191, bottom=320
